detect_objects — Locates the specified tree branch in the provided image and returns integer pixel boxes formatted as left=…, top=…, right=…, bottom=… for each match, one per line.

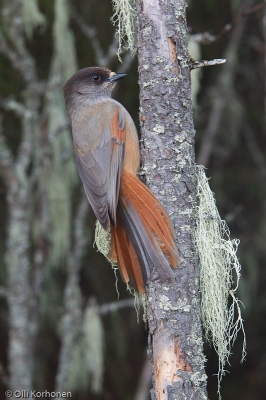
left=99, top=298, right=134, bottom=315
left=190, top=58, right=226, bottom=70
left=0, top=114, right=15, bottom=187
left=0, top=97, right=27, bottom=117
left=55, top=192, right=89, bottom=392
left=117, top=52, right=136, bottom=73
left=0, top=29, right=26, bottom=76
left=192, top=2, right=266, bottom=44
left=70, top=3, right=135, bottom=70
left=196, top=0, right=252, bottom=167
left=70, top=4, right=108, bottom=66
left=101, top=34, right=119, bottom=67
left=1, top=0, right=37, bottom=83
left=0, top=286, right=8, bottom=298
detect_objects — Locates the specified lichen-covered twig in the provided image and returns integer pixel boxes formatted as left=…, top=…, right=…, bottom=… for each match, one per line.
left=190, top=58, right=226, bottom=70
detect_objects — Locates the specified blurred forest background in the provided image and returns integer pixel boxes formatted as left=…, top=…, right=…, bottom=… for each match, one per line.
left=0, top=0, right=265, bottom=399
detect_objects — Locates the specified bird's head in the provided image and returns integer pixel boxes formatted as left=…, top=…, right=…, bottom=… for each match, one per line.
left=63, top=67, right=126, bottom=104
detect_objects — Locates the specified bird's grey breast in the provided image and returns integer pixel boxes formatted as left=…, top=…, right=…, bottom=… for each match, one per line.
left=71, top=99, right=113, bottom=154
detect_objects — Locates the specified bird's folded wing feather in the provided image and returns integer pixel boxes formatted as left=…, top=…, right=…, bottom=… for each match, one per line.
left=74, top=104, right=126, bottom=230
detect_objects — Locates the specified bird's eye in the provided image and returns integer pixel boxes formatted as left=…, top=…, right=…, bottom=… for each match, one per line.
left=92, top=74, right=100, bottom=81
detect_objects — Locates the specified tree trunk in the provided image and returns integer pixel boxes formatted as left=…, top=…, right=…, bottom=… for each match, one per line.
left=6, top=187, right=34, bottom=390
left=135, top=1, right=208, bottom=399
left=1, top=0, right=42, bottom=391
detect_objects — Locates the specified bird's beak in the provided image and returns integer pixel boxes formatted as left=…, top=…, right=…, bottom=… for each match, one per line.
left=108, top=73, right=127, bottom=83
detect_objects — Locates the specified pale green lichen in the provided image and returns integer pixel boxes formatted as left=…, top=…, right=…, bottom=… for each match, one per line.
left=94, top=220, right=120, bottom=296
left=94, top=220, right=112, bottom=261
left=142, top=79, right=160, bottom=88
left=159, top=294, right=191, bottom=312
left=153, top=125, right=165, bottom=134
left=111, top=0, right=137, bottom=60
left=194, top=166, right=246, bottom=398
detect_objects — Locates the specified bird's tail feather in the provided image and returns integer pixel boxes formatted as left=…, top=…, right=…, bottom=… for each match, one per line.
left=110, top=213, right=146, bottom=293
left=110, top=171, right=179, bottom=293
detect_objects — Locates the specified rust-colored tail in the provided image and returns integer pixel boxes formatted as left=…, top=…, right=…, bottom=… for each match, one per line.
left=110, top=171, right=179, bottom=293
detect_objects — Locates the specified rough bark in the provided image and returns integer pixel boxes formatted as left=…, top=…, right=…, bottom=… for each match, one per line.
left=135, top=1, right=208, bottom=399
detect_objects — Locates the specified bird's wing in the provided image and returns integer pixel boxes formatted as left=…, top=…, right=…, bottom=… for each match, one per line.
left=74, top=105, right=126, bottom=230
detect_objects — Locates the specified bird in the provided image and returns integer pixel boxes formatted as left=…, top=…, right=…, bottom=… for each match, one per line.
left=63, top=67, right=179, bottom=293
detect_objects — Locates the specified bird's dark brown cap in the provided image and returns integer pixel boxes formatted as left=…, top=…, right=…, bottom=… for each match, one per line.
left=63, top=67, right=127, bottom=104
left=64, top=67, right=110, bottom=90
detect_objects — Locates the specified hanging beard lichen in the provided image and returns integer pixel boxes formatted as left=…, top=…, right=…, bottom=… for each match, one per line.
left=194, top=166, right=246, bottom=398
left=111, top=0, right=137, bottom=60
